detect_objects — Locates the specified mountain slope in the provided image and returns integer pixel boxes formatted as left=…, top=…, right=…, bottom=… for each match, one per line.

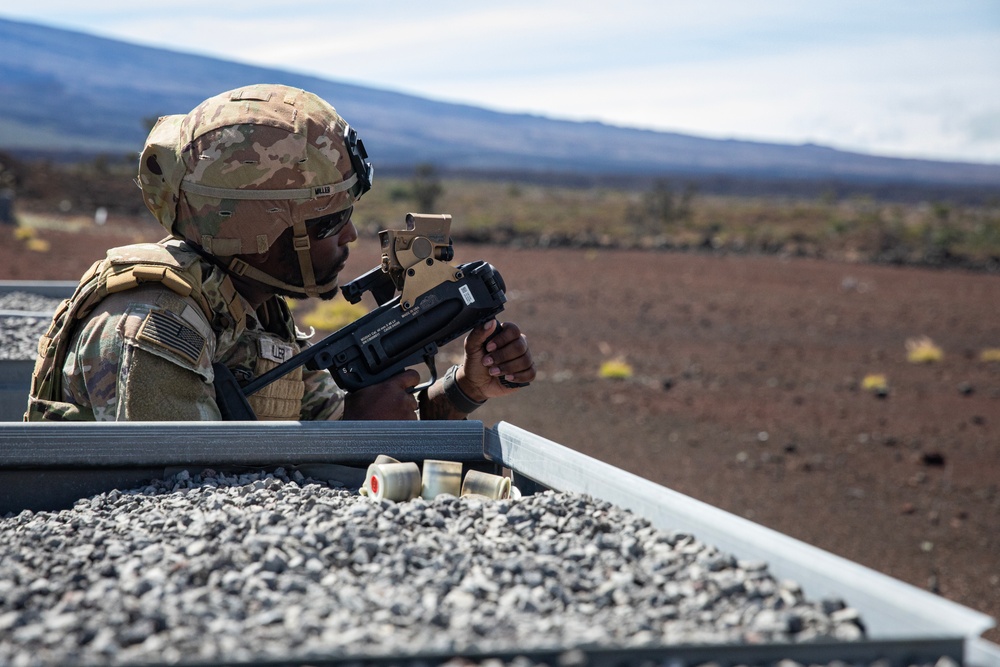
left=2, top=16, right=999, bottom=187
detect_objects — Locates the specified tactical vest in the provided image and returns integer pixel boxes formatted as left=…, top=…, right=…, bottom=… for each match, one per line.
left=238, top=297, right=307, bottom=421
left=25, top=240, right=304, bottom=422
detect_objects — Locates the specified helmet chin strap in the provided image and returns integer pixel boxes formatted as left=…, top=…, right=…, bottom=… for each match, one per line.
left=225, top=259, right=339, bottom=300
left=225, top=219, right=338, bottom=299
left=289, top=218, right=321, bottom=298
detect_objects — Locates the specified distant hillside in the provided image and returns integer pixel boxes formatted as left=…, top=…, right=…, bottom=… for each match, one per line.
left=2, top=16, right=999, bottom=192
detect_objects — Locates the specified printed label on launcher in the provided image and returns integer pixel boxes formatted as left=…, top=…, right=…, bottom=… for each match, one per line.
left=360, top=319, right=401, bottom=346
left=459, top=284, right=475, bottom=305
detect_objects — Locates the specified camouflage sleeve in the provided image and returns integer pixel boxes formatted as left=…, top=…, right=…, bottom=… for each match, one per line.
left=63, top=287, right=220, bottom=421
left=299, top=367, right=346, bottom=420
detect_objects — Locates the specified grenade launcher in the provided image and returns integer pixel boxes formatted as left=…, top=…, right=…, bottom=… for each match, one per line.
left=212, top=213, right=519, bottom=420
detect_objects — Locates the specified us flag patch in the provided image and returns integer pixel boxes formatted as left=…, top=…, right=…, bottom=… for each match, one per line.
left=137, top=311, right=206, bottom=365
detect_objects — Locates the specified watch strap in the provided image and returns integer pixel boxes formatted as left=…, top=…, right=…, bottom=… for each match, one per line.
left=443, top=364, right=485, bottom=414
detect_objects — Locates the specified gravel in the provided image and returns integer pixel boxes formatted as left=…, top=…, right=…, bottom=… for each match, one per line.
left=0, top=291, right=60, bottom=361
left=0, top=467, right=873, bottom=667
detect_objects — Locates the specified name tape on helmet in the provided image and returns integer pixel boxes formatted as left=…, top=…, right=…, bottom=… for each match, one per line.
left=179, top=174, right=359, bottom=201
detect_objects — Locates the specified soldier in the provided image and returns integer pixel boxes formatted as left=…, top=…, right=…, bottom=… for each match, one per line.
left=25, top=84, right=534, bottom=421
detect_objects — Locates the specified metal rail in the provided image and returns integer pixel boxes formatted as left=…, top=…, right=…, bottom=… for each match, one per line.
left=137, top=637, right=972, bottom=667
left=0, top=310, right=53, bottom=318
left=0, top=279, right=77, bottom=298
left=1, top=420, right=485, bottom=468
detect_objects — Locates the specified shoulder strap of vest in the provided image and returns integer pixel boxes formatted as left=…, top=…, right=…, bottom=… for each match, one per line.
left=28, top=259, right=106, bottom=417
left=101, top=261, right=213, bottom=323
left=26, top=244, right=245, bottom=418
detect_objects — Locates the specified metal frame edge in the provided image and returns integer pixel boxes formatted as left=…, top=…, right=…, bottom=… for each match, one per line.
left=0, top=420, right=485, bottom=467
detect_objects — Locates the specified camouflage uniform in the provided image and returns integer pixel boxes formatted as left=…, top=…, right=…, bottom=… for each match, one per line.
left=26, top=84, right=369, bottom=421
left=26, top=239, right=345, bottom=421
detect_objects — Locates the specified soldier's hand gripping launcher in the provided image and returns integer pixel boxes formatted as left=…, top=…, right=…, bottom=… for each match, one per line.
left=213, top=213, right=514, bottom=420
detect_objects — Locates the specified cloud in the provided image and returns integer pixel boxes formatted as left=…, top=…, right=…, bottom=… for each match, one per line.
left=3, top=1, right=999, bottom=162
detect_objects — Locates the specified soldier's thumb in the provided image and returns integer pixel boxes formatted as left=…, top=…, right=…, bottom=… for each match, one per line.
left=464, top=319, right=497, bottom=357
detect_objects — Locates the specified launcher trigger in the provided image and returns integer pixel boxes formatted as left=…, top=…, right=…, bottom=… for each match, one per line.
left=407, top=346, right=439, bottom=395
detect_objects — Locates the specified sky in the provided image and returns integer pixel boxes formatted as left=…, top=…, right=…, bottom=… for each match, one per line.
left=4, top=1, right=1000, bottom=165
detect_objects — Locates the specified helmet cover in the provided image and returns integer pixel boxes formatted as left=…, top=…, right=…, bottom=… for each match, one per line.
left=137, top=83, right=372, bottom=257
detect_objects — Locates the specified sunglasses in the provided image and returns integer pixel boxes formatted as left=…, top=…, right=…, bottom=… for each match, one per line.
left=307, top=206, right=354, bottom=240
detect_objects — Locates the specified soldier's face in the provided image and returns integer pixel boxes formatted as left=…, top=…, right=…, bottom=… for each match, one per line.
left=310, top=212, right=358, bottom=295
left=239, top=211, right=358, bottom=301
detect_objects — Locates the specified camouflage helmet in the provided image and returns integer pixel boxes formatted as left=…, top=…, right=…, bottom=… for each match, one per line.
left=137, top=83, right=373, bottom=297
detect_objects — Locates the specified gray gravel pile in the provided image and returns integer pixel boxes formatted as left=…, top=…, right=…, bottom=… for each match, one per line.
left=0, top=292, right=64, bottom=314
left=0, top=291, right=60, bottom=360
left=0, top=468, right=868, bottom=666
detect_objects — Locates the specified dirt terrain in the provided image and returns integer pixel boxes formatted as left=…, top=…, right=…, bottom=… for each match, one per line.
left=3, top=216, right=999, bottom=642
